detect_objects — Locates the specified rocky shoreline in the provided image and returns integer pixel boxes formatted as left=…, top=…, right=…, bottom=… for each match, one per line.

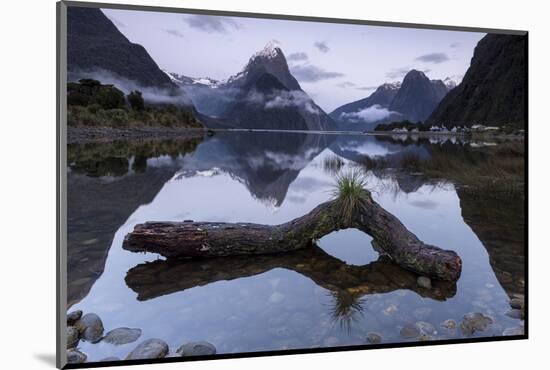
left=66, top=293, right=525, bottom=364
left=66, top=310, right=217, bottom=364
left=67, top=126, right=207, bottom=145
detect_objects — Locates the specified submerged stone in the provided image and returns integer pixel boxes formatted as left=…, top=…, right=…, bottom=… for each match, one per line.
left=177, top=341, right=217, bottom=356
left=75, top=313, right=104, bottom=342
left=416, top=321, right=437, bottom=335
left=100, top=357, right=120, bottom=362
left=67, top=326, right=80, bottom=349
left=505, top=309, right=524, bottom=320
left=126, top=338, right=169, bottom=360
left=441, top=319, right=457, bottom=330
left=510, top=298, right=524, bottom=310
left=419, top=334, right=434, bottom=341
left=400, top=323, right=420, bottom=338
left=67, top=310, right=83, bottom=326
left=366, top=332, right=382, bottom=344
left=460, top=312, right=494, bottom=335
left=67, top=349, right=87, bottom=364
left=103, top=327, right=142, bottom=345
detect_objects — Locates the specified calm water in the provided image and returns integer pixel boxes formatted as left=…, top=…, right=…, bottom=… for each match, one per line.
left=67, top=131, right=525, bottom=361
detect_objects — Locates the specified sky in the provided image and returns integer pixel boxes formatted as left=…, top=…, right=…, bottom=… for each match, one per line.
left=103, top=8, right=485, bottom=112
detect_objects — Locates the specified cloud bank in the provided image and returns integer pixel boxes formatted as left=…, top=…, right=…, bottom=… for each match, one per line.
left=287, top=52, right=309, bottom=61
left=290, top=64, right=344, bottom=82
left=163, top=28, right=184, bottom=38
left=246, top=90, right=319, bottom=114
left=314, top=41, right=330, bottom=53
left=340, top=104, right=398, bottom=123
left=182, top=15, right=242, bottom=33
left=68, top=68, right=194, bottom=107
left=415, top=52, right=450, bottom=64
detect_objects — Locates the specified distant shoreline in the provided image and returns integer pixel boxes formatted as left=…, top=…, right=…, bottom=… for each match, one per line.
left=67, top=126, right=524, bottom=144
left=67, top=126, right=206, bottom=144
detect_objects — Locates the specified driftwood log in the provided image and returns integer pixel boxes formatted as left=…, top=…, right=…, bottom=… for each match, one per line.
left=123, top=190, right=462, bottom=281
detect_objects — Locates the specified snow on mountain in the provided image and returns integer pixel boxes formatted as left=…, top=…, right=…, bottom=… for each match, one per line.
left=162, top=69, right=221, bottom=88
left=251, top=40, right=282, bottom=60
left=443, top=75, right=463, bottom=90
left=382, top=81, right=402, bottom=90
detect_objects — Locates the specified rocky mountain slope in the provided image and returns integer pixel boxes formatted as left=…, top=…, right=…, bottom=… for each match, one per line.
left=169, top=42, right=336, bottom=130
left=389, top=69, right=449, bottom=122
left=67, top=7, right=174, bottom=88
left=428, top=34, right=526, bottom=128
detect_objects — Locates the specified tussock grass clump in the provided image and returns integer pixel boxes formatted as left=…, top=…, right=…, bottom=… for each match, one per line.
left=331, top=169, right=370, bottom=223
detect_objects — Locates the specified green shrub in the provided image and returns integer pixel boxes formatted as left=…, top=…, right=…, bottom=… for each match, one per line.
left=128, top=90, right=145, bottom=111
left=87, top=103, right=103, bottom=114
left=93, top=86, right=125, bottom=110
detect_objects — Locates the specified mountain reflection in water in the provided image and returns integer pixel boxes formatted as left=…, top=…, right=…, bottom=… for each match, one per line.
left=67, top=131, right=524, bottom=359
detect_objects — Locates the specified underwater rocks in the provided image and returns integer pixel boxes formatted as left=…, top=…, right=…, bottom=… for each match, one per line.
left=100, top=357, right=120, bottom=362
left=67, top=326, right=80, bottom=349
left=505, top=309, right=524, bottom=320
left=508, top=294, right=525, bottom=319
left=65, top=310, right=217, bottom=363
left=176, top=341, right=217, bottom=356
left=460, top=312, right=494, bottom=335
left=67, top=349, right=87, bottom=364
left=400, top=324, right=421, bottom=338
left=103, top=327, right=142, bottom=345
left=366, top=332, right=382, bottom=344
left=126, top=338, right=169, bottom=360
left=75, top=313, right=104, bottom=342
left=441, top=319, right=457, bottom=331
left=400, top=321, right=437, bottom=339
left=67, top=310, right=83, bottom=326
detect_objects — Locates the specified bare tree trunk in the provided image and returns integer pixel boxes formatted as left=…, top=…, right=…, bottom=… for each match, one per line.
left=123, top=191, right=462, bottom=281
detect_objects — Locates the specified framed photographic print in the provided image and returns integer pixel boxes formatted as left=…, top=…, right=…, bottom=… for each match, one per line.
left=57, top=1, right=527, bottom=368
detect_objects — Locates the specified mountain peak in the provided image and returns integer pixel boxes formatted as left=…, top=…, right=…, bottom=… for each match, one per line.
left=252, top=40, right=283, bottom=60
left=403, top=69, right=428, bottom=81
left=390, top=69, right=448, bottom=122
left=225, top=41, right=301, bottom=91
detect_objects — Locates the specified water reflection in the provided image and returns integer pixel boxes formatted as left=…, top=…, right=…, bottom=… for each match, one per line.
left=67, top=131, right=525, bottom=360
left=125, top=245, right=456, bottom=302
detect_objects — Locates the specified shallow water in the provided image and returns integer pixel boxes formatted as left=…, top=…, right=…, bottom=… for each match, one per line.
left=67, top=131, right=525, bottom=361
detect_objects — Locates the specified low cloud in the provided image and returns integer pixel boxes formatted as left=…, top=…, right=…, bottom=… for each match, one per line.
left=182, top=14, right=242, bottom=33
left=336, top=81, right=356, bottom=88
left=163, top=28, right=184, bottom=38
left=290, top=64, right=344, bottom=82
left=68, top=68, right=193, bottom=107
left=314, top=41, right=329, bottom=53
left=340, top=104, right=398, bottom=123
left=415, top=52, right=450, bottom=64
left=287, top=52, right=309, bottom=61
left=357, top=86, right=378, bottom=91
left=246, top=90, right=319, bottom=114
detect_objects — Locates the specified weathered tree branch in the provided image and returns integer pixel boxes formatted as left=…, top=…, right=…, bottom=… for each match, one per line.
left=123, top=190, right=462, bottom=281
